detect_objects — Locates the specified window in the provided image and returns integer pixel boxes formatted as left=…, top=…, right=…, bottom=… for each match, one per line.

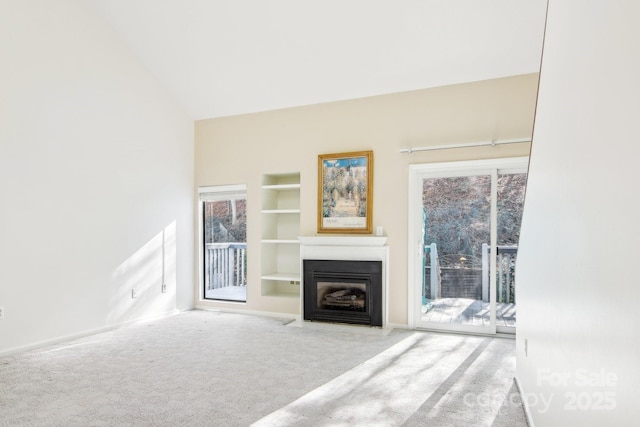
left=198, top=185, right=247, bottom=302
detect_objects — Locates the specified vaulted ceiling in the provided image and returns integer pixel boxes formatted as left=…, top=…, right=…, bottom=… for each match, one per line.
left=88, top=0, right=548, bottom=120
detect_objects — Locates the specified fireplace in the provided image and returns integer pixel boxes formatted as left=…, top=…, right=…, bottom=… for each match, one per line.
left=303, top=259, right=382, bottom=327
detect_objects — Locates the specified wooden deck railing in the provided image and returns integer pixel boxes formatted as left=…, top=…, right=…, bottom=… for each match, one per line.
left=204, top=243, right=247, bottom=290
left=425, top=243, right=518, bottom=303
left=424, top=243, right=441, bottom=301
left=495, top=245, right=517, bottom=304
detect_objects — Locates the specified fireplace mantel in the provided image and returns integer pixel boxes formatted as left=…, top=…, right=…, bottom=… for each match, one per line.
left=298, top=235, right=387, bottom=247
left=299, top=235, right=389, bottom=327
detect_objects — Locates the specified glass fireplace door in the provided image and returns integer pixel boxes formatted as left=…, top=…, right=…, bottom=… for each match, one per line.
left=303, top=259, right=382, bottom=327
left=317, top=281, right=367, bottom=313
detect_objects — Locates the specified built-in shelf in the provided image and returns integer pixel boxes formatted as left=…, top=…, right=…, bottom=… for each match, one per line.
left=261, top=272, right=300, bottom=282
left=261, top=173, right=301, bottom=300
left=261, top=288, right=300, bottom=298
left=261, top=183, right=301, bottom=191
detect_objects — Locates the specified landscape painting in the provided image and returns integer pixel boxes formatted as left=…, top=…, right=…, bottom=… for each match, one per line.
left=318, top=150, right=373, bottom=234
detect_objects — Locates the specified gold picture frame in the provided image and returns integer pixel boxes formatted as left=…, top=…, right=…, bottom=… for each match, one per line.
left=318, top=150, right=373, bottom=234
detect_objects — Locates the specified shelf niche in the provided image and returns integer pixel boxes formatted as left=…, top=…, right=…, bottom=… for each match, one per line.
left=260, top=173, right=301, bottom=298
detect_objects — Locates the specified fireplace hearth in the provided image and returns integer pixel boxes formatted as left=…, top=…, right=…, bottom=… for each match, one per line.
left=303, top=259, right=382, bottom=326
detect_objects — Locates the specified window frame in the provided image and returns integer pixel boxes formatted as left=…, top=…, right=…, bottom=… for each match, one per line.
left=197, top=184, right=248, bottom=303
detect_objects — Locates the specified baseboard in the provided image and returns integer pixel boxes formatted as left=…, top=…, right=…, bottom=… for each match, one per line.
left=0, top=309, right=181, bottom=357
left=193, top=306, right=410, bottom=334
left=385, top=321, right=410, bottom=329
left=194, top=305, right=300, bottom=323
left=514, top=375, right=535, bottom=427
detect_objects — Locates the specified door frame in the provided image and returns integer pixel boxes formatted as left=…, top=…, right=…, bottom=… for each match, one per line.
left=407, top=157, right=529, bottom=333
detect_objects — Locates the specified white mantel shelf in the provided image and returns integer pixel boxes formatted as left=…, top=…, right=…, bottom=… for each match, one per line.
left=298, top=235, right=387, bottom=247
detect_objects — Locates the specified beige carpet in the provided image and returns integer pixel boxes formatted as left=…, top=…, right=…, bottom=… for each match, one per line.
left=0, top=310, right=527, bottom=426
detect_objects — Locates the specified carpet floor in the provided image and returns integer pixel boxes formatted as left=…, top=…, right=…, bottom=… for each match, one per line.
left=0, top=310, right=528, bottom=426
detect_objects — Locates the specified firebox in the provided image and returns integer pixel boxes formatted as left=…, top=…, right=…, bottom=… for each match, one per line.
left=303, top=259, right=382, bottom=327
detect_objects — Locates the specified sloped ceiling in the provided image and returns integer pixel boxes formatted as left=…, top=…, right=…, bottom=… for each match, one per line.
left=88, top=0, right=548, bottom=120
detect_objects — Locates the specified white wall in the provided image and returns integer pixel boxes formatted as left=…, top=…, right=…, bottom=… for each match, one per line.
left=0, top=0, right=194, bottom=354
left=516, top=1, right=639, bottom=425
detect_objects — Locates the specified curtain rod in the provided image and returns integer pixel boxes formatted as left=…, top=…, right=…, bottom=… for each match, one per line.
left=400, top=137, right=531, bottom=154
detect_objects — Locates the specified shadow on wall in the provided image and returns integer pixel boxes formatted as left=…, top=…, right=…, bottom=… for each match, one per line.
left=108, top=221, right=177, bottom=324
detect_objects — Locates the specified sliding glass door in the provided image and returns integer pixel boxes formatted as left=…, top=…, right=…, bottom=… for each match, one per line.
left=408, top=158, right=528, bottom=334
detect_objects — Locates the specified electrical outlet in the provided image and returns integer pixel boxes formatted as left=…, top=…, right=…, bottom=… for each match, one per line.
left=161, top=283, right=167, bottom=293
left=0, top=306, right=4, bottom=320
left=131, top=289, right=137, bottom=299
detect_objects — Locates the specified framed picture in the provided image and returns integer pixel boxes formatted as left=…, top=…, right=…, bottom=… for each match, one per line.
left=318, top=150, right=373, bottom=234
